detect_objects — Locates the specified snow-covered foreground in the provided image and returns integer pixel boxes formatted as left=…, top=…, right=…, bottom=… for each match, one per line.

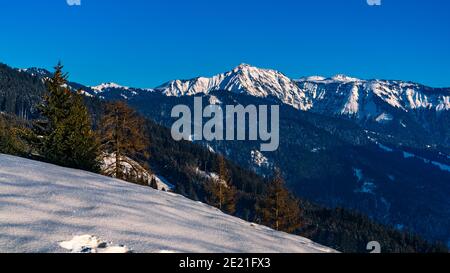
left=0, top=154, right=336, bottom=253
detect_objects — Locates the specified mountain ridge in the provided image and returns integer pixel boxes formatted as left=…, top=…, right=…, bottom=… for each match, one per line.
left=13, top=62, right=449, bottom=148
left=154, top=64, right=450, bottom=115
left=17, top=64, right=450, bottom=116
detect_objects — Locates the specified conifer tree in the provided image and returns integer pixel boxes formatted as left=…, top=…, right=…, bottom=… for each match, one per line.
left=62, top=91, right=101, bottom=171
left=38, top=63, right=99, bottom=172
left=256, top=169, right=302, bottom=233
left=99, top=101, right=150, bottom=179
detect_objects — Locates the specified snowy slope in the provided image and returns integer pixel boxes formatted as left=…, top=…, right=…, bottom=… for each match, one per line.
left=0, top=154, right=335, bottom=253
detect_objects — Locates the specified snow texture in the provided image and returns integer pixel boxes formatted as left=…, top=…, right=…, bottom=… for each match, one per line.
left=59, top=234, right=130, bottom=253
left=91, top=82, right=130, bottom=93
left=0, top=154, right=335, bottom=253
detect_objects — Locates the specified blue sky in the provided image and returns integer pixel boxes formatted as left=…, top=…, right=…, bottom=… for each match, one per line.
left=1, top=0, right=449, bottom=87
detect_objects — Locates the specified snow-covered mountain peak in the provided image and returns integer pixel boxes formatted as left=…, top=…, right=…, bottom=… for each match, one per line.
left=234, top=63, right=253, bottom=71
left=331, top=74, right=362, bottom=83
left=231, top=63, right=283, bottom=76
left=230, top=63, right=277, bottom=75
left=91, top=82, right=130, bottom=93
left=157, top=64, right=313, bottom=110
left=297, top=76, right=327, bottom=82
left=297, top=74, right=362, bottom=84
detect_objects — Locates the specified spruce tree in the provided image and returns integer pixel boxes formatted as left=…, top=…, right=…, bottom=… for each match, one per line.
left=62, top=91, right=100, bottom=171
left=39, top=63, right=100, bottom=172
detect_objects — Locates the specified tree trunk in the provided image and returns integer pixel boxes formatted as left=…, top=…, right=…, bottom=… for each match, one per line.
left=115, top=111, right=120, bottom=179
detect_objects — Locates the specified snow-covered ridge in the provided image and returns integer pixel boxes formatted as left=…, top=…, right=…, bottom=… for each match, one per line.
left=0, top=154, right=336, bottom=253
left=88, top=82, right=153, bottom=100
left=156, top=63, right=313, bottom=111
left=296, top=78, right=450, bottom=117
left=21, top=64, right=449, bottom=116
left=91, top=82, right=130, bottom=93
left=155, top=64, right=449, bottom=115
left=331, top=74, right=362, bottom=83
left=296, top=76, right=327, bottom=82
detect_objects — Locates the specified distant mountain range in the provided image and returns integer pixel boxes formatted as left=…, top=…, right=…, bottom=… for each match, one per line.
left=3, top=62, right=450, bottom=246
left=24, top=63, right=448, bottom=148
left=156, top=63, right=449, bottom=115
left=24, top=63, right=450, bottom=114
left=65, top=63, right=449, bottom=150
